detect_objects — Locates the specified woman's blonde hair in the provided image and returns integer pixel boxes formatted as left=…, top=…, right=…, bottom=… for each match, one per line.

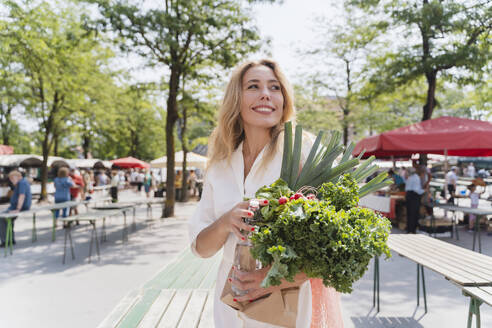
left=207, top=59, right=295, bottom=167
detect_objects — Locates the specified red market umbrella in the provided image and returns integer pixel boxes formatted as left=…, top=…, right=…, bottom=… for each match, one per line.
left=353, top=116, right=492, bottom=159
left=0, top=145, right=14, bottom=155
left=111, top=156, right=150, bottom=169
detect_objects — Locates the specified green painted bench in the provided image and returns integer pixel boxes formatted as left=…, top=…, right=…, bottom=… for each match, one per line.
left=98, top=248, right=222, bottom=328
left=462, top=286, right=492, bottom=328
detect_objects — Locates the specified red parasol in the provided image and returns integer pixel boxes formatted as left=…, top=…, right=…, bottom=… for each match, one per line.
left=111, top=156, right=150, bottom=169
left=353, top=116, right=492, bottom=158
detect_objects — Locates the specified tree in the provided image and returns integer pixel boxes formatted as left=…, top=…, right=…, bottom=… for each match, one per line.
left=92, top=0, right=263, bottom=217
left=346, top=0, right=492, bottom=121
left=0, top=32, right=28, bottom=146
left=2, top=1, right=116, bottom=199
left=293, top=84, right=341, bottom=134
left=301, top=15, right=379, bottom=145
left=177, top=74, right=217, bottom=202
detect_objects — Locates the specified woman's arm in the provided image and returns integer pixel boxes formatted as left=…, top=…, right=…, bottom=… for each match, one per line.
left=195, top=200, right=258, bottom=258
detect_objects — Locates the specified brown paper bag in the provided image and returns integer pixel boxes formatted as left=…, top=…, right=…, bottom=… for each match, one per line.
left=221, top=267, right=299, bottom=328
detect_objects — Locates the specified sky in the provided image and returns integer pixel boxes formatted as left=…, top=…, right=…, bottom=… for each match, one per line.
left=246, top=0, right=343, bottom=82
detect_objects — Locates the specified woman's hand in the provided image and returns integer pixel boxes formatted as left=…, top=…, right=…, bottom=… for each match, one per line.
left=230, top=267, right=308, bottom=302
left=219, top=199, right=268, bottom=240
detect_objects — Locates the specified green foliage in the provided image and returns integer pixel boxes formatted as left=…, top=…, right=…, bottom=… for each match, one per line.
left=319, top=174, right=359, bottom=211
left=250, top=175, right=392, bottom=293
left=345, top=0, right=492, bottom=120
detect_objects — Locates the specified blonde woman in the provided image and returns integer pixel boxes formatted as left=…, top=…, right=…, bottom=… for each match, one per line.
left=188, top=59, right=343, bottom=327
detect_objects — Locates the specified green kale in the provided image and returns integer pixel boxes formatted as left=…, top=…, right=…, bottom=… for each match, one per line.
left=318, top=174, right=359, bottom=211
left=249, top=175, right=392, bottom=294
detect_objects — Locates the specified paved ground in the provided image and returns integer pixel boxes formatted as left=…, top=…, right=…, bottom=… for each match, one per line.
left=0, top=190, right=491, bottom=327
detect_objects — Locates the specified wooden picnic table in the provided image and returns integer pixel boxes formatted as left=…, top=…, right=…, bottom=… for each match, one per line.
left=374, top=234, right=492, bottom=327
left=92, top=203, right=137, bottom=242
left=0, top=212, right=18, bottom=256
left=434, top=203, right=492, bottom=253
left=60, top=209, right=122, bottom=264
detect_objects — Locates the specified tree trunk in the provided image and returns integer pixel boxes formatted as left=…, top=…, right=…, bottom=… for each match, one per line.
left=422, top=71, right=437, bottom=121
left=40, top=133, right=50, bottom=201
left=82, top=133, right=90, bottom=159
left=53, top=132, right=59, bottom=156
left=180, top=106, right=189, bottom=202
left=163, top=66, right=181, bottom=217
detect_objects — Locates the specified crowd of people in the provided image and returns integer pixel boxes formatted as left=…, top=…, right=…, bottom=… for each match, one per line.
left=386, top=161, right=492, bottom=235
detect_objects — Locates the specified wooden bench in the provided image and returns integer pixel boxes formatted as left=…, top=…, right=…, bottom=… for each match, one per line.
left=462, top=286, right=492, bottom=328
left=98, top=248, right=222, bottom=328
left=373, top=234, right=492, bottom=326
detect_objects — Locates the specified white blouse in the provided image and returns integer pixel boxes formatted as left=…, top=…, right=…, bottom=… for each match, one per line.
left=188, top=141, right=313, bottom=328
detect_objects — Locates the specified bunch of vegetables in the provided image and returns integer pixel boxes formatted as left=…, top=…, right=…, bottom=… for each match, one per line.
left=248, top=123, right=392, bottom=293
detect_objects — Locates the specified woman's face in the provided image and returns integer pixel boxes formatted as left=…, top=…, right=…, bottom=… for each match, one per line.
left=240, top=65, right=284, bottom=132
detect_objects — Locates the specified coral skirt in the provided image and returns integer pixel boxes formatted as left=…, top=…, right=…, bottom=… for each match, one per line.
left=310, top=279, right=344, bottom=328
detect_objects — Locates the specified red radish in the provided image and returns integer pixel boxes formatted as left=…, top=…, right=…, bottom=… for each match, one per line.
left=289, top=196, right=295, bottom=201
left=306, top=194, right=316, bottom=200
left=278, top=196, right=288, bottom=205
left=294, top=193, right=303, bottom=200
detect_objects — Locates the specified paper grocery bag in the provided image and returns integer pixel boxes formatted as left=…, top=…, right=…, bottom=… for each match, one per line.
left=221, top=268, right=299, bottom=328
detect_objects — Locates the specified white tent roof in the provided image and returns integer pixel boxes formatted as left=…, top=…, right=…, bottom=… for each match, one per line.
left=151, top=151, right=208, bottom=169
left=0, top=154, right=43, bottom=167
left=66, top=158, right=112, bottom=169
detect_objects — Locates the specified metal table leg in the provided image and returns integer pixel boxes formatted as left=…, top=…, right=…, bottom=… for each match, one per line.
left=32, top=213, right=37, bottom=243
left=122, top=211, right=128, bottom=242
left=62, top=222, right=75, bottom=264
left=466, top=296, right=482, bottom=328
left=4, top=217, right=13, bottom=256
left=372, top=256, right=380, bottom=313
left=473, top=215, right=482, bottom=253
left=51, top=210, right=57, bottom=242
left=417, top=264, right=428, bottom=313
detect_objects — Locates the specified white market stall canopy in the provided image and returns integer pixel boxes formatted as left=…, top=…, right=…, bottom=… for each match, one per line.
left=66, top=158, right=112, bottom=169
left=151, top=151, right=208, bottom=169
left=0, top=154, right=43, bottom=167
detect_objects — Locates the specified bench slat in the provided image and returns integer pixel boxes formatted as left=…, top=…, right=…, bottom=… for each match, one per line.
left=199, top=256, right=221, bottom=290
left=137, top=289, right=175, bottom=328
left=197, top=291, right=214, bottom=328
left=118, top=289, right=161, bottom=328
left=144, top=250, right=197, bottom=290
left=157, top=290, right=192, bottom=328
left=177, top=290, right=209, bottom=328
left=97, top=290, right=142, bottom=328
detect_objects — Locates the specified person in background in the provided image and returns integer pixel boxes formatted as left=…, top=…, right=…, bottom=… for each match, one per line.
left=388, top=169, right=405, bottom=191
left=82, top=170, right=93, bottom=201
left=137, top=169, right=145, bottom=193
left=467, top=162, right=476, bottom=178
left=188, top=169, right=198, bottom=197
left=110, top=170, right=119, bottom=202
left=143, top=170, right=153, bottom=198
left=466, top=183, right=484, bottom=232
left=477, top=168, right=490, bottom=178
left=175, top=170, right=182, bottom=200
left=445, top=166, right=458, bottom=204
left=0, top=170, right=32, bottom=247
left=54, top=167, right=74, bottom=219
left=69, top=169, right=84, bottom=216
left=98, top=170, right=109, bottom=186
left=405, top=167, right=424, bottom=234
